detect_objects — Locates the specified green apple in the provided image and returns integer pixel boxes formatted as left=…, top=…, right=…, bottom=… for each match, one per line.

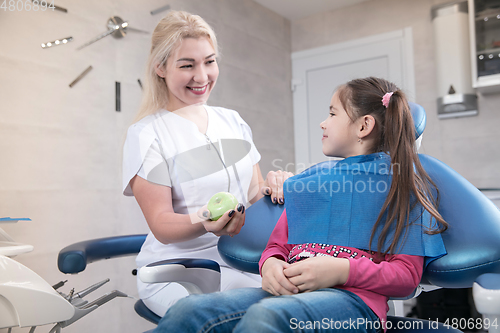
left=207, top=192, right=239, bottom=221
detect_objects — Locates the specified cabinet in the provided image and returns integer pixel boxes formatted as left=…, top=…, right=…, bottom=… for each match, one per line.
left=469, top=0, right=500, bottom=92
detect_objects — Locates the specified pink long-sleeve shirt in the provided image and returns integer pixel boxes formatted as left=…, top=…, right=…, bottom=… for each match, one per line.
left=258, top=209, right=424, bottom=326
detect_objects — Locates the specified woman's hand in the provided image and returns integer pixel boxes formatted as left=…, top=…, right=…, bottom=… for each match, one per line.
left=199, top=203, right=246, bottom=237
left=261, top=170, right=294, bottom=205
left=283, top=257, right=350, bottom=293
left=261, top=257, right=299, bottom=296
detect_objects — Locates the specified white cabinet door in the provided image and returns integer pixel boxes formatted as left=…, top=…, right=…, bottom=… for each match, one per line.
left=292, top=28, right=416, bottom=168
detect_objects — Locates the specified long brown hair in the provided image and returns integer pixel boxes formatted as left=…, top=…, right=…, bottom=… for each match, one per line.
left=337, top=77, right=448, bottom=256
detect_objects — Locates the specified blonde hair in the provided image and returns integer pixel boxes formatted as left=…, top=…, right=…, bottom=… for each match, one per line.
left=134, top=11, right=219, bottom=122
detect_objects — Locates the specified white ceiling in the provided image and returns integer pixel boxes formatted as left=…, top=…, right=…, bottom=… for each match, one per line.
left=253, top=0, right=372, bottom=21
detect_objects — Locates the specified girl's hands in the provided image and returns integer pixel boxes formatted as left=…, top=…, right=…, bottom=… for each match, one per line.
left=261, top=170, right=294, bottom=205
left=283, top=257, right=350, bottom=293
left=198, top=203, right=246, bottom=237
left=261, top=257, right=299, bottom=296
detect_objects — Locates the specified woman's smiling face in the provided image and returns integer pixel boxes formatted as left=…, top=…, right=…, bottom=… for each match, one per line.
left=158, top=37, right=219, bottom=111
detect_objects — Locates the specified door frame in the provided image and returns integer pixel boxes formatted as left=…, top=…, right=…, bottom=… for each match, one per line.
left=291, top=27, right=416, bottom=169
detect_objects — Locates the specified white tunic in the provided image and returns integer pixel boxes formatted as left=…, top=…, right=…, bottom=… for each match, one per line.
left=122, top=105, right=261, bottom=299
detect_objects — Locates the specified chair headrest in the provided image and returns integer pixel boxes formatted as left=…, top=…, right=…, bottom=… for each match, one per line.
left=409, top=102, right=426, bottom=139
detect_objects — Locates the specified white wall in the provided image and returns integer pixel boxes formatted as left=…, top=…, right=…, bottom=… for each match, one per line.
left=291, top=0, right=500, bottom=188
left=0, top=0, right=292, bottom=332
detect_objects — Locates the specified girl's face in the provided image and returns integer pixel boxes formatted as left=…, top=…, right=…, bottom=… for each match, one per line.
left=320, top=91, right=359, bottom=158
left=158, top=37, right=219, bottom=111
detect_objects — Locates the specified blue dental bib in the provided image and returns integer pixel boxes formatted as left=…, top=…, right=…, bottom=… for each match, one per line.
left=284, top=153, right=446, bottom=264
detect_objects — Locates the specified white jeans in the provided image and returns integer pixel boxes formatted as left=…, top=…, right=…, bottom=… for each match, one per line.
left=143, top=266, right=262, bottom=317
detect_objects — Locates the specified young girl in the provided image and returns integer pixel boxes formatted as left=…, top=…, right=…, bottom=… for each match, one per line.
left=153, top=77, right=448, bottom=333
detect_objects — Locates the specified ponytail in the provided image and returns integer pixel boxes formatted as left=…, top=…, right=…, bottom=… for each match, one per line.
left=338, top=77, right=447, bottom=256
left=376, top=91, right=447, bottom=256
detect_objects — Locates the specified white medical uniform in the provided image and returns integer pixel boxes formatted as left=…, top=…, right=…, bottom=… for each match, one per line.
left=122, top=105, right=262, bottom=317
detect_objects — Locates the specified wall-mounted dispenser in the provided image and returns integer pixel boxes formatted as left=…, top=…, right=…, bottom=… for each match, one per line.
left=468, top=0, right=500, bottom=93
left=432, top=1, right=478, bottom=119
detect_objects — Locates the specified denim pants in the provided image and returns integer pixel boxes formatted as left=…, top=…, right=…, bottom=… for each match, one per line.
left=154, top=287, right=381, bottom=333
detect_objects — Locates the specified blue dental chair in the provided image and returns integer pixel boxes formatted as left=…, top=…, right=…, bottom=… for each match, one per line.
left=58, top=103, right=500, bottom=332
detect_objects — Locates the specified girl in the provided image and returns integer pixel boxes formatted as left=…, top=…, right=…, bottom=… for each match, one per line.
left=153, top=77, right=448, bottom=332
left=122, top=11, right=292, bottom=317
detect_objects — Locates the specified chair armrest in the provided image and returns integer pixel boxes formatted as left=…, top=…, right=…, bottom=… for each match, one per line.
left=58, top=234, right=147, bottom=274
left=218, top=196, right=285, bottom=274
left=473, top=273, right=500, bottom=316
left=138, top=259, right=221, bottom=294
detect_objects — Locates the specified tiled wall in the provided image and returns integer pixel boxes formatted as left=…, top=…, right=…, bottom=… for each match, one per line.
left=3, top=0, right=498, bottom=332
left=0, top=1, right=292, bottom=332
left=291, top=0, right=500, bottom=188
left=200, top=0, right=294, bottom=176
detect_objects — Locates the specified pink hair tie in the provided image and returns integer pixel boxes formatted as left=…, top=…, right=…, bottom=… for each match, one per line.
left=382, top=92, right=394, bottom=108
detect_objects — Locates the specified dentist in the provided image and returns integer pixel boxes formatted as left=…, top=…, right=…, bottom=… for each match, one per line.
left=122, top=10, right=292, bottom=318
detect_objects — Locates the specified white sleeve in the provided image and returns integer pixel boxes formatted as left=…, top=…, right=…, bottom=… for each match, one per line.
left=122, top=123, right=171, bottom=196
left=237, top=115, right=261, bottom=166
